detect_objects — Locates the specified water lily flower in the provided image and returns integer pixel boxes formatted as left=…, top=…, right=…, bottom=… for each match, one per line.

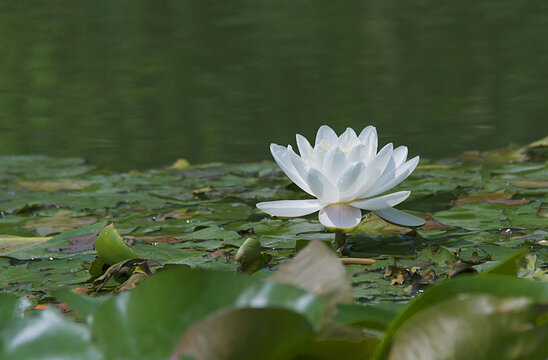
left=257, top=125, right=425, bottom=231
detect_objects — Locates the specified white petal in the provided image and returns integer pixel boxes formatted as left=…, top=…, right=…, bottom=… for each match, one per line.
left=360, top=157, right=395, bottom=198
left=257, top=200, right=326, bottom=217
left=351, top=191, right=410, bottom=211
left=346, top=144, right=367, bottom=162
left=354, top=143, right=393, bottom=197
left=315, top=125, right=338, bottom=147
left=318, top=204, right=362, bottom=230
left=306, top=168, right=339, bottom=203
left=309, top=146, right=327, bottom=169
left=374, top=143, right=394, bottom=170
left=364, top=156, right=419, bottom=198
left=296, top=134, right=313, bottom=161
left=358, top=126, right=378, bottom=162
left=396, top=155, right=419, bottom=178
left=287, top=145, right=311, bottom=185
left=337, top=162, right=368, bottom=202
left=374, top=207, right=425, bottom=227
left=270, top=144, right=312, bottom=194
left=392, top=146, right=408, bottom=167
left=322, top=147, right=346, bottom=183
left=336, top=128, right=358, bottom=148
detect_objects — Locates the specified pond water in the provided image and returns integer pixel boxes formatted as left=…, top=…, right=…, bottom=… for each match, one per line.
left=0, top=0, right=547, bottom=170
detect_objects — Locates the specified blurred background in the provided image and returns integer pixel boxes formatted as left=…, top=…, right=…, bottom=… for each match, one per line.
left=0, top=0, right=547, bottom=170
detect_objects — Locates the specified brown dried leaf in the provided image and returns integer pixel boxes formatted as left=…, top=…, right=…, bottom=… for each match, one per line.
left=210, top=250, right=234, bottom=262
left=513, top=180, right=548, bottom=189
left=390, top=272, right=405, bottom=285
left=445, top=261, right=478, bottom=278
left=48, top=233, right=98, bottom=253
left=16, top=181, right=91, bottom=192
left=454, top=189, right=511, bottom=205
left=420, top=216, right=454, bottom=230
left=25, top=210, right=97, bottom=236
left=485, top=198, right=530, bottom=205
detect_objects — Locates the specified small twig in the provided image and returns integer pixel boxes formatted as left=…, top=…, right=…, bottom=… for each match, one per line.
left=339, top=257, right=376, bottom=265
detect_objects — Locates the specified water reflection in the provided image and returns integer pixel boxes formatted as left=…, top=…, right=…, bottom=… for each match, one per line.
left=0, top=0, right=546, bottom=170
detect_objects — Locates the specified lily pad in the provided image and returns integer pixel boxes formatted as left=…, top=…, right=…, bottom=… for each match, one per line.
left=91, top=268, right=325, bottom=359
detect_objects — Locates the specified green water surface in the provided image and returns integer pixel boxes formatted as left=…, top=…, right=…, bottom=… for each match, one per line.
left=0, top=0, right=547, bottom=170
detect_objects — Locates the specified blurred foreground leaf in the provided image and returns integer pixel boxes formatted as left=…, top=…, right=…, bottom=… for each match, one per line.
left=375, top=275, right=548, bottom=359
left=0, top=308, right=101, bottom=360
left=268, top=240, right=354, bottom=318
left=0, top=293, right=34, bottom=324
left=388, top=295, right=548, bottom=360
left=91, top=268, right=325, bottom=359
left=172, top=308, right=315, bottom=360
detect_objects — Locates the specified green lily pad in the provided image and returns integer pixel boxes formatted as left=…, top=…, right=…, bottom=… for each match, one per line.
left=94, top=223, right=138, bottom=265
left=0, top=235, right=52, bottom=255
left=91, top=268, right=325, bottom=359
left=172, top=308, right=315, bottom=360
left=387, top=295, right=548, bottom=360
left=0, top=293, right=34, bottom=324
left=0, top=309, right=101, bottom=360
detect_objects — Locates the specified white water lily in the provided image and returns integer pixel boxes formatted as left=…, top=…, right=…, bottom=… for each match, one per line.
left=257, top=125, right=425, bottom=231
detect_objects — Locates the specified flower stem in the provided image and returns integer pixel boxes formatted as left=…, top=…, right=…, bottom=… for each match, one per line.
left=334, top=231, right=346, bottom=249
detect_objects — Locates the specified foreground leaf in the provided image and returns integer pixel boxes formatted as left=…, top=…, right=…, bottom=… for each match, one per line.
left=0, top=293, right=34, bottom=325
left=375, top=275, right=548, bottom=359
left=268, top=240, right=354, bottom=318
left=172, top=308, right=315, bottom=360
left=91, top=268, right=325, bottom=359
left=388, top=295, right=548, bottom=360
left=0, top=308, right=101, bottom=360
left=24, top=210, right=98, bottom=237
left=296, top=338, right=378, bottom=360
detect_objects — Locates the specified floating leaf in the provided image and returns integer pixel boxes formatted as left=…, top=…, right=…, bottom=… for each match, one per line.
left=513, top=180, right=548, bottom=189
left=49, top=233, right=97, bottom=253
left=486, top=198, right=530, bottom=205
left=167, top=158, right=191, bottom=169
left=453, top=189, right=512, bottom=205
left=538, top=202, right=548, bottom=218
left=94, top=223, right=138, bottom=265
left=2, top=223, right=104, bottom=259
left=0, top=235, right=51, bottom=255
left=24, top=210, right=97, bottom=237
left=353, top=213, right=412, bottom=236
left=15, top=180, right=92, bottom=192
left=417, top=245, right=456, bottom=265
